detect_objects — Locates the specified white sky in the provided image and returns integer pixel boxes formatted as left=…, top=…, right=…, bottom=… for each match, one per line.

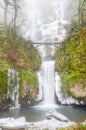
left=0, top=0, right=77, bottom=43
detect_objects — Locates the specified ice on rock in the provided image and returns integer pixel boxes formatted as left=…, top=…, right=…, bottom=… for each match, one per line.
left=0, top=117, right=28, bottom=128
left=46, top=110, right=69, bottom=122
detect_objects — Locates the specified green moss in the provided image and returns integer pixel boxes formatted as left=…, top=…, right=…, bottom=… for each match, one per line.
left=0, top=70, right=8, bottom=97
left=55, top=28, right=86, bottom=96
left=0, top=24, right=41, bottom=100
left=20, top=69, right=38, bottom=85
left=58, top=123, right=86, bottom=130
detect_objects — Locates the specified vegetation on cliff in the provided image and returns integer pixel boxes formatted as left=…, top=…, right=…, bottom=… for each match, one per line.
left=55, top=0, right=86, bottom=101
left=0, top=24, right=41, bottom=108
left=55, top=27, right=86, bottom=100
left=59, top=122, right=86, bottom=130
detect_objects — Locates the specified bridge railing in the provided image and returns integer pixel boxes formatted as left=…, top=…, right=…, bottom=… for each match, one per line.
left=32, top=42, right=60, bottom=47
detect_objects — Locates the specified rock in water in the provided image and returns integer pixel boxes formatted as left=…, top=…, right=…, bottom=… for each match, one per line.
left=0, top=117, right=27, bottom=129
left=46, top=110, right=69, bottom=122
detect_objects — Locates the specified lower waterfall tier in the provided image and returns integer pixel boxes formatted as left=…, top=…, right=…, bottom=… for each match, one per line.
left=41, top=60, right=56, bottom=105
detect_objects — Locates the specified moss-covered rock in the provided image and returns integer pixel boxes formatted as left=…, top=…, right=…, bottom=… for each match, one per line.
left=0, top=96, right=12, bottom=111
left=19, top=80, right=38, bottom=106
left=0, top=70, right=7, bottom=97
left=55, top=28, right=86, bottom=101
left=0, top=24, right=41, bottom=110
left=70, top=82, right=86, bottom=100
left=58, top=122, right=86, bottom=130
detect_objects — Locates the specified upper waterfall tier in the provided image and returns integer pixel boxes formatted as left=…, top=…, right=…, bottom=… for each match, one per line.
left=24, top=0, right=69, bottom=44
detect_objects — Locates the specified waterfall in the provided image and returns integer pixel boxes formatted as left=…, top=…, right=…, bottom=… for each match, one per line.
left=7, top=69, right=20, bottom=109
left=36, top=71, right=43, bottom=101
left=24, top=0, right=69, bottom=43
left=24, top=0, right=70, bottom=106
left=41, top=60, right=55, bottom=106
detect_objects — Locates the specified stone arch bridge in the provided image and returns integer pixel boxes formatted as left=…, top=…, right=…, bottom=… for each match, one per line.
left=32, top=42, right=60, bottom=47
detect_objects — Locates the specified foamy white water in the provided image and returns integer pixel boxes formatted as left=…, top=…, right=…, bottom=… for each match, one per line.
left=41, top=60, right=55, bottom=106
left=7, top=68, right=20, bottom=109
left=55, top=72, right=84, bottom=105
left=24, top=0, right=69, bottom=44
left=30, top=0, right=70, bottom=107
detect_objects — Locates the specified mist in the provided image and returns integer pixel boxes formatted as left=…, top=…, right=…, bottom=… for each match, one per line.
left=0, top=0, right=78, bottom=43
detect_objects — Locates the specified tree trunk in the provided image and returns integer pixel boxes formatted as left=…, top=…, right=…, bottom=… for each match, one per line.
left=4, top=0, right=8, bottom=26
left=78, top=0, right=86, bottom=26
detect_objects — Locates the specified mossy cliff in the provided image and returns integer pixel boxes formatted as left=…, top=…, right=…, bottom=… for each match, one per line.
left=55, top=28, right=86, bottom=102
left=0, top=24, right=41, bottom=110
left=59, top=122, right=86, bottom=130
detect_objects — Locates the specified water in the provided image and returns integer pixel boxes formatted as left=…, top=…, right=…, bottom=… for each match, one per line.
left=25, top=0, right=69, bottom=44
left=0, top=0, right=85, bottom=125
left=41, top=60, right=55, bottom=106
left=0, top=106, right=86, bottom=122
left=36, top=71, right=43, bottom=101
left=7, top=68, right=20, bottom=109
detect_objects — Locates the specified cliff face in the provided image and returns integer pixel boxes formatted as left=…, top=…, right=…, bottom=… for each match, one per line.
left=54, top=0, right=86, bottom=103
left=0, top=24, right=41, bottom=110
left=55, top=28, right=86, bottom=102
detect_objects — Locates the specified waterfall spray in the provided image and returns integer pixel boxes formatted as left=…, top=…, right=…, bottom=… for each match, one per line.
left=7, top=69, right=20, bottom=109
left=25, top=0, right=69, bottom=107
left=42, top=60, right=55, bottom=106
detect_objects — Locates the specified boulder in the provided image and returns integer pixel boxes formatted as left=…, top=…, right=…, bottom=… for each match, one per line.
left=46, top=110, right=69, bottom=122
left=70, top=83, right=86, bottom=100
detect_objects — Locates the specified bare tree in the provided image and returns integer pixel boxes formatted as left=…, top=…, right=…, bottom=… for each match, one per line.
left=4, top=0, right=9, bottom=25
left=0, top=0, right=9, bottom=26
left=10, top=0, right=19, bottom=28
left=8, top=0, right=23, bottom=33
left=0, top=0, right=23, bottom=29
left=78, top=0, right=86, bottom=26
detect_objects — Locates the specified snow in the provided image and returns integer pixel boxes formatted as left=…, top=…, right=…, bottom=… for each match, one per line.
left=0, top=117, right=28, bottom=128
left=46, top=110, right=69, bottom=122
left=0, top=116, right=74, bottom=130
left=55, top=72, right=85, bottom=105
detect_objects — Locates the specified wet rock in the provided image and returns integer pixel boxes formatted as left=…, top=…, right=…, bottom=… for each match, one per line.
left=0, top=116, right=74, bottom=130
left=0, top=97, right=12, bottom=111
left=20, top=81, right=38, bottom=106
left=46, top=110, right=69, bottom=122
left=0, top=117, right=28, bottom=130
left=70, top=83, right=86, bottom=101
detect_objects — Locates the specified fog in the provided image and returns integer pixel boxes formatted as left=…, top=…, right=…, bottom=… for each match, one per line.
left=22, top=0, right=69, bottom=43
left=0, top=0, right=77, bottom=43
left=23, top=0, right=66, bottom=22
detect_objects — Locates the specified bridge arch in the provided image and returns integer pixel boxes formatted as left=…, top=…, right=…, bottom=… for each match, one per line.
left=32, top=42, right=60, bottom=47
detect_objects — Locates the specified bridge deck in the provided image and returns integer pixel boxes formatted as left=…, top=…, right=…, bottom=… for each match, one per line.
left=32, top=42, right=60, bottom=47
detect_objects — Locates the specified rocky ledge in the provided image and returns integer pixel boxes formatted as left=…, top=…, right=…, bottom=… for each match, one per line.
left=0, top=111, right=74, bottom=130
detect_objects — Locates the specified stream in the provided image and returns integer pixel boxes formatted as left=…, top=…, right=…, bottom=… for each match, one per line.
left=0, top=105, right=86, bottom=122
